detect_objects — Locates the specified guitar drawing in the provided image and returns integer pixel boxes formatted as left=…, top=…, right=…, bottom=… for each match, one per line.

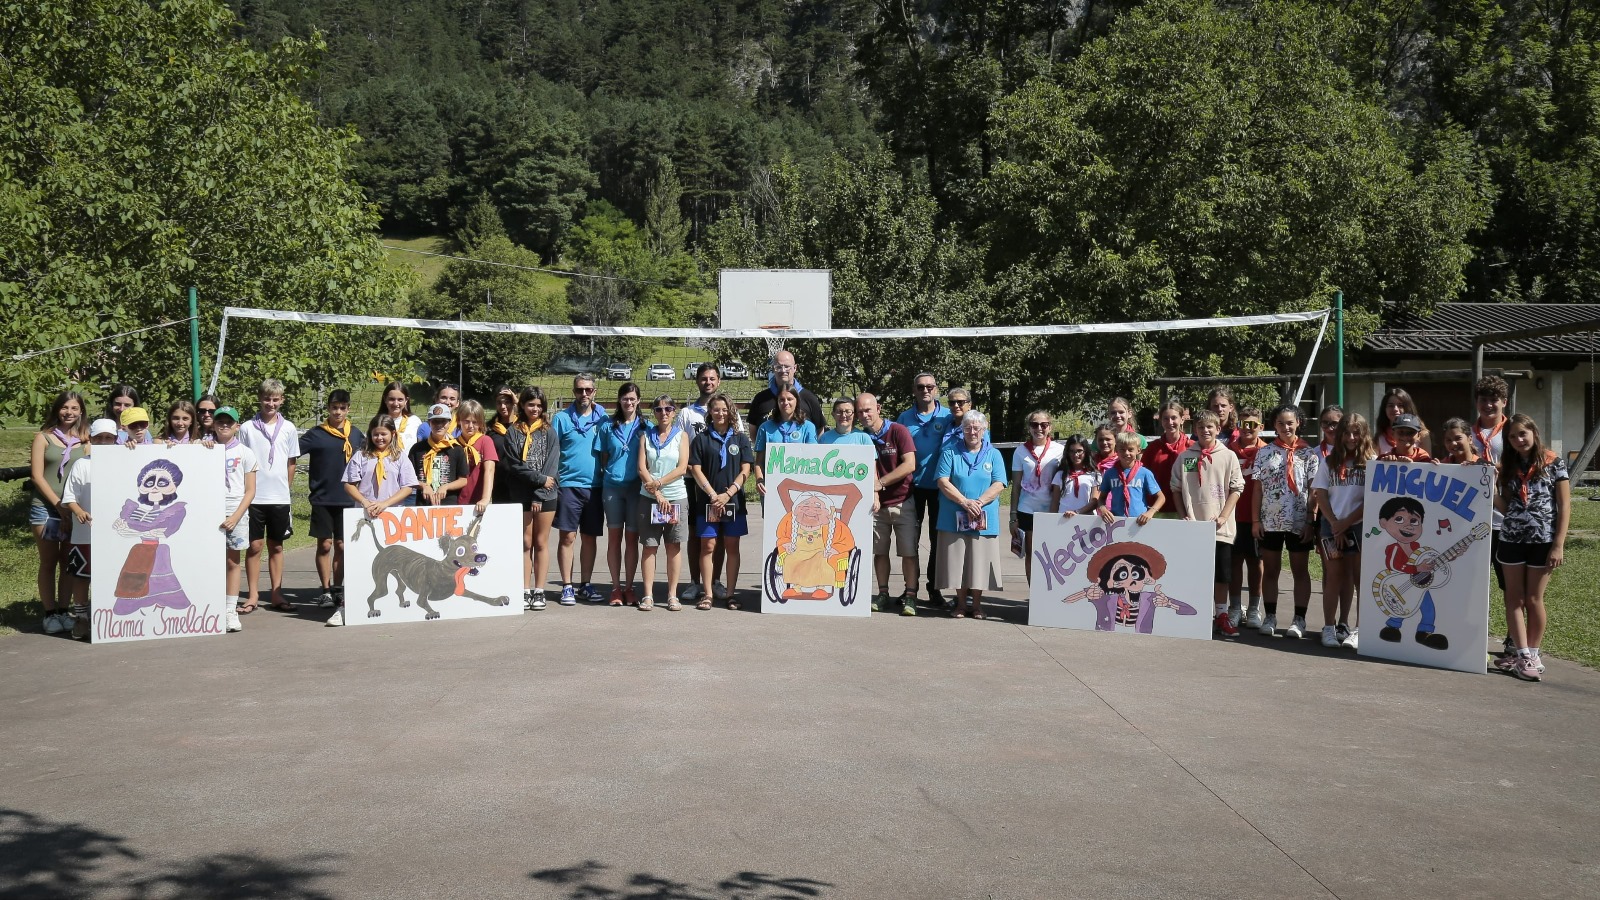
left=1373, top=495, right=1489, bottom=651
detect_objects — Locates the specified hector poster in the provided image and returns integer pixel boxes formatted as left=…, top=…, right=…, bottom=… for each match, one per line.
left=1027, top=516, right=1215, bottom=640
left=1359, top=462, right=1493, bottom=674
left=342, top=504, right=521, bottom=625
left=759, top=444, right=873, bottom=617
left=90, top=446, right=227, bottom=643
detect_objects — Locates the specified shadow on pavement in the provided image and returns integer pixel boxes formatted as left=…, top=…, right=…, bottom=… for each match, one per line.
left=0, top=808, right=343, bottom=900
left=530, top=859, right=831, bottom=900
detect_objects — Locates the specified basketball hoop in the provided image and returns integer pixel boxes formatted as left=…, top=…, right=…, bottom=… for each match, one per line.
left=760, top=324, right=786, bottom=361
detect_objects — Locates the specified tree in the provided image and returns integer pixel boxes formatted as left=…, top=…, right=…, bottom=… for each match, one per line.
left=0, top=0, right=414, bottom=418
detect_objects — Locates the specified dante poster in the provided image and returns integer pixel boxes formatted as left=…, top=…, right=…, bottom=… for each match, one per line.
left=1027, top=516, right=1215, bottom=640
left=342, top=504, right=522, bottom=625
left=1359, top=462, right=1493, bottom=674
left=90, top=446, right=227, bottom=643
left=759, top=443, right=873, bottom=617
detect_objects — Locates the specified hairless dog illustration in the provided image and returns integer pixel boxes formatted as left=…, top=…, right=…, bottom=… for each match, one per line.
left=353, top=514, right=510, bottom=619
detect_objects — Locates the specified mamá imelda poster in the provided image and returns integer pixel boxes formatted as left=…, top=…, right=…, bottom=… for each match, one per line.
left=759, top=444, right=874, bottom=617
left=342, top=503, right=521, bottom=625
left=1027, top=516, right=1215, bottom=640
left=90, top=446, right=227, bottom=643
left=1359, top=461, right=1493, bottom=674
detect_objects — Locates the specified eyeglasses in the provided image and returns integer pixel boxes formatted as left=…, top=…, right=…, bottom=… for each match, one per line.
left=915, top=384, right=937, bottom=391
left=773, top=364, right=796, bottom=372
left=654, top=405, right=675, bottom=413
left=1029, top=422, right=1050, bottom=429
left=1320, top=420, right=1341, bottom=428
left=1241, top=420, right=1262, bottom=428
left=575, top=387, right=595, bottom=394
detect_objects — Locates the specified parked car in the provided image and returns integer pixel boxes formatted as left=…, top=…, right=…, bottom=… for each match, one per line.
left=683, top=361, right=707, bottom=381
left=721, top=361, right=749, bottom=380
left=648, top=363, right=676, bottom=381
left=605, top=362, right=633, bottom=381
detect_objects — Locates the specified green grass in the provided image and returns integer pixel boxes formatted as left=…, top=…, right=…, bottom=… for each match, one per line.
left=381, top=235, right=453, bottom=290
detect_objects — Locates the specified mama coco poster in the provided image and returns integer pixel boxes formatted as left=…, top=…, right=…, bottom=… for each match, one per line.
left=760, top=444, right=874, bottom=617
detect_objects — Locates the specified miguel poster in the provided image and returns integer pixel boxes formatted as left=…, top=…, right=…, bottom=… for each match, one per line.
left=1027, top=516, right=1215, bottom=640
left=342, top=503, right=522, bottom=626
left=759, top=443, right=873, bottom=617
left=90, top=446, right=227, bottom=643
left=1359, top=461, right=1493, bottom=674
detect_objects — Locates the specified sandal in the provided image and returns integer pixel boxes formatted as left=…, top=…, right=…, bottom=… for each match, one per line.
left=268, top=599, right=294, bottom=612
left=236, top=602, right=257, bottom=615
left=696, top=598, right=713, bottom=611
left=727, top=599, right=741, bottom=611
left=666, top=599, right=682, bottom=612
left=637, top=597, right=654, bottom=611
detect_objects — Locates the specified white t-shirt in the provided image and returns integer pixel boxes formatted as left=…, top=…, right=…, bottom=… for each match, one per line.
left=391, top=413, right=424, bottom=456
left=223, top=442, right=259, bottom=510
left=1053, top=469, right=1099, bottom=515
left=238, top=415, right=300, bottom=504
left=1011, top=440, right=1064, bottom=513
left=1310, top=456, right=1369, bottom=522
left=59, top=456, right=93, bottom=545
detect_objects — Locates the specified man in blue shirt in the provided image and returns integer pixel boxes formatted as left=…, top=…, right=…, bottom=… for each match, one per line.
left=896, top=372, right=954, bottom=608
left=553, top=375, right=608, bottom=605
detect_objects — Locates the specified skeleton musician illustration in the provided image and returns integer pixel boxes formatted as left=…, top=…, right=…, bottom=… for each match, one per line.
left=1373, top=497, right=1489, bottom=650
left=769, top=482, right=863, bottom=604
left=111, top=460, right=193, bottom=615
left=1058, top=541, right=1197, bottom=633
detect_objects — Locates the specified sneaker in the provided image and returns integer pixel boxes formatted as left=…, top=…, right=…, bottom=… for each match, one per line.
left=1493, top=654, right=1520, bottom=673
left=900, top=599, right=918, bottom=617
left=1334, top=623, right=1351, bottom=646
left=1244, top=607, right=1264, bottom=630
left=608, top=587, right=625, bottom=606
left=226, top=607, right=243, bottom=633
left=71, top=614, right=90, bottom=641
left=559, top=585, right=577, bottom=606
left=1228, top=607, right=1243, bottom=629
left=1320, top=625, right=1339, bottom=648
left=317, top=592, right=337, bottom=609
left=713, top=580, right=730, bottom=601
left=529, top=592, right=547, bottom=611
left=680, top=582, right=703, bottom=602
left=871, top=592, right=888, bottom=612
left=42, top=613, right=64, bottom=635
left=1534, top=654, right=1547, bottom=674
left=1286, top=615, right=1307, bottom=640
left=1342, top=627, right=1359, bottom=650
left=579, top=583, right=602, bottom=603
left=1214, top=611, right=1239, bottom=637
left=325, top=607, right=344, bottom=627
left=1514, top=656, right=1542, bottom=682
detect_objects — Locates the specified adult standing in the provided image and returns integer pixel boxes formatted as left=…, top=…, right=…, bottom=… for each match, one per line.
left=935, top=410, right=1008, bottom=619
left=635, top=394, right=690, bottom=610
left=678, top=363, right=729, bottom=604
left=553, top=374, right=607, bottom=605
left=599, top=383, right=645, bottom=605
left=30, top=391, right=88, bottom=633
left=856, top=393, right=918, bottom=613
left=746, top=350, right=826, bottom=434
left=897, top=372, right=954, bottom=609
left=753, top=386, right=818, bottom=500
left=688, top=393, right=753, bottom=610
left=297, top=389, right=363, bottom=610
left=1009, top=410, right=1063, bottom=585
left=503, top=387, right=559, bottom=609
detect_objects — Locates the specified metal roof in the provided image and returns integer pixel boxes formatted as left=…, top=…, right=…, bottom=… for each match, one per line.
left=1366, top=303, right=1600, bottom=356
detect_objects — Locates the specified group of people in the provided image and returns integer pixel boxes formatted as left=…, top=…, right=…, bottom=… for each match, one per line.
left=24, top=364, right=1571, bottom=680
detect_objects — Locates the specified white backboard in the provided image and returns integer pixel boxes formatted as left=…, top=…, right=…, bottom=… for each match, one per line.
left=719, top=269, right=831, bottom=330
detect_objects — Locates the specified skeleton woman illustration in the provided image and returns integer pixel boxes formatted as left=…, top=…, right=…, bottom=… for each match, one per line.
left=111, top=459, right=192, bottom=615
left=768, top=481, right=863, bottom=603
left=1059, top=541, right=1196, bottom=633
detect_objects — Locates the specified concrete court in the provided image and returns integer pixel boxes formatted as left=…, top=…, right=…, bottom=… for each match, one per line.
left=3, top=513, right=1598, bottom=900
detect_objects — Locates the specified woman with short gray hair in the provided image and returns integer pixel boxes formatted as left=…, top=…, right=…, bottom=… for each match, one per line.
left=934, top=410, right=1009, bottom=618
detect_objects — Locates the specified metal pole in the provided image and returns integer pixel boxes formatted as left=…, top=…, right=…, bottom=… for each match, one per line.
left=1334, top=291, right=1344, bottom=407
left=458, top=312, right=464, bottom=390
left=1473, top=342, right=1485, bottom=403
left=188, top=286, right=201, bottom=400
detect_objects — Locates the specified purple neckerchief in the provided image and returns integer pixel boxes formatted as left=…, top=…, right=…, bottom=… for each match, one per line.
left=252, top=415, right=284, bottom=465
left=51, top=428, right=81, bottom=478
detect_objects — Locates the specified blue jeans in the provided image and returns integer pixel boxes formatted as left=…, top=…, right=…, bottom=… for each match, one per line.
left=1388, top=591, right=1435, bottom=633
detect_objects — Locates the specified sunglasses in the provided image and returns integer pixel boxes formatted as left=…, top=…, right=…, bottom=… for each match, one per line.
left=197, top=408, right=216, bottom=415
left=1241, top=420, right=1262, bottom=428
left=654, top=405, right=675, bottom=413
left=575, top=387, right=595, bottom=394
left=915, top=384, right=937, bottom=391
left=1029, top=422, right=1050, bottom=429
left=1321, top=420, right=1341, bottom=428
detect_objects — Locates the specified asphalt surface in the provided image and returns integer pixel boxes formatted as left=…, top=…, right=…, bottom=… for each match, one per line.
left=3, top=512, right=1597, bottom=899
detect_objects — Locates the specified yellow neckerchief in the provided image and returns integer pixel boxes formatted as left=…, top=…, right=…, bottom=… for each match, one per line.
left=393, top=414, right=414, bottom=453
left=419, top=432, right=456, bottom=487
left=515, top=418, right=547, bottom=461
left=445, top=413, right=458, bottom=437
left=459, top=431, right=486, bottom=466
left=491, top=414, right=515, bottom=435
left=373, top=448, right=390, bottom=485
left=320, top=419, right=353, bottom=462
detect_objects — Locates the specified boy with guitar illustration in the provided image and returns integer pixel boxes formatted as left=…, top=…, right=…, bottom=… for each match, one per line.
left=1374, top=496, right=1489, bottom=650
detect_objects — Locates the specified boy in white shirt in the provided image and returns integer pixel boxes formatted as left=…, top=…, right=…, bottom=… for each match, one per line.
left=237, top=379, right=299, bottom=612
left=59, top=419, right=121, bottom=640
left=213, top=408, right=258, bottom=632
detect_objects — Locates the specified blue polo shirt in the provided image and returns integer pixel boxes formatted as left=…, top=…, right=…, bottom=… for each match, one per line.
left=552, top=403, right=608, bottom=488
left=598, top=416, right=644, bottom=488
left=819, top=429, right=874, bottom=446
left=754, top=419, right=818, bottom=452
left=897, top=404, right=954, bottom=488
left=933, top=444, right=1007, bottom=535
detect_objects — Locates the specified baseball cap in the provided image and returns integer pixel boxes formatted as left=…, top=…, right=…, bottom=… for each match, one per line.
left=212, top=406, right=241, bottom=423
left=1392, top=413, right=1423, bottom=432
left=120, top=407, right=149, bottom=427
left=89, top=419, right=119, bottom=438
left=427, top=403, right=452, bottom=421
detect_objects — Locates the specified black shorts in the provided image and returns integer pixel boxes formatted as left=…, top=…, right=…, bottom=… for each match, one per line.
left=1016, top=511, right=1035, bottom=532
left=1490, top=531, right=1506, bottom=589
left=1213, top=542, right=1233, bottom=583
left=555, top=487, right=604, bottom=537
left=249, top=504, right=293, bottom=543
left=309, top=504, right=351, bottom=541
left=1497, top=541, right=1553, bottom=568
left=1259, top=530, right=1315, bottom=554
left=1231, top=528, right=1259, bottom=560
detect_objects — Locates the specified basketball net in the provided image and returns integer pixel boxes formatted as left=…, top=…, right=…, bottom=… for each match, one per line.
left=761, top=324, right=785, bottom=362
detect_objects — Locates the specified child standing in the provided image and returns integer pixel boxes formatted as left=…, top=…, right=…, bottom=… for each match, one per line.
left=297, top=389, right=364, bottom=610
left=1252, top=406, right=1321, bottom=641
left=1091, top=433, right=1165, bottom=525
left=412, top=404, right=467, bottom=506
left=1010, top=410, right=1063, bottom=584
left=1229, top=407, right=1266, bottom=628
left=58, top=419, right=122, bottom=640
left=335, top=414, right=420, bottom=626
left=212, top=408, right=257, bottom=632
left=1376, top=413, right=1432, bottom=462
left=1311, top=414, right=1374, bottom=650
left=1091, top=425, right=1119, bottom=473
left=1140, top=400, right=1191, bottom=514
left=1053, top=436, right=1099, bottom=519
left=1493, top=414, right=1570, bottom=682
left=238, top=379, right=300, bottom=613
left=1168, top=410, right=1245, bottom=637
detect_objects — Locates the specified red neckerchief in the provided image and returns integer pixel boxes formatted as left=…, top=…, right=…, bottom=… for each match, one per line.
left=1063, top=465, right=1092, bottom=499
left=1273, top=436, right=1308, bottom=494
left=1095, top=452, right=1117, bottom=473
left=1195, top=443, right=1217, bottom=479
left=1022, top=437, right=1053, bottom=488
left=1475, top=418, right=1504, bottom=465
left=1318, top=441, right=1333, bottom=459
left=1116, top=461, right=1144, bottom=514
left=1160, top=432, right=1192, bottom=457
left=1513, top=450, right=1559, bottom=505
left=1384, top=445, right=1430, bottom=462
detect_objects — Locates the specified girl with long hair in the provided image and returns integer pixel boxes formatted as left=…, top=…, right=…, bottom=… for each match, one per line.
left=1493, top=415, right=1571, bottom=682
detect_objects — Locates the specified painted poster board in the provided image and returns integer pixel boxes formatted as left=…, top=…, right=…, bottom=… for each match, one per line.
left=1359, top=462, right=1493, bottom=674
left=1027, top=516, right=1216, bottom=640
left=759, top=443, right=873, bottom=616
left=90, top=445, right=227, bottom=643
left=342, top=504, right=522, bottom=625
